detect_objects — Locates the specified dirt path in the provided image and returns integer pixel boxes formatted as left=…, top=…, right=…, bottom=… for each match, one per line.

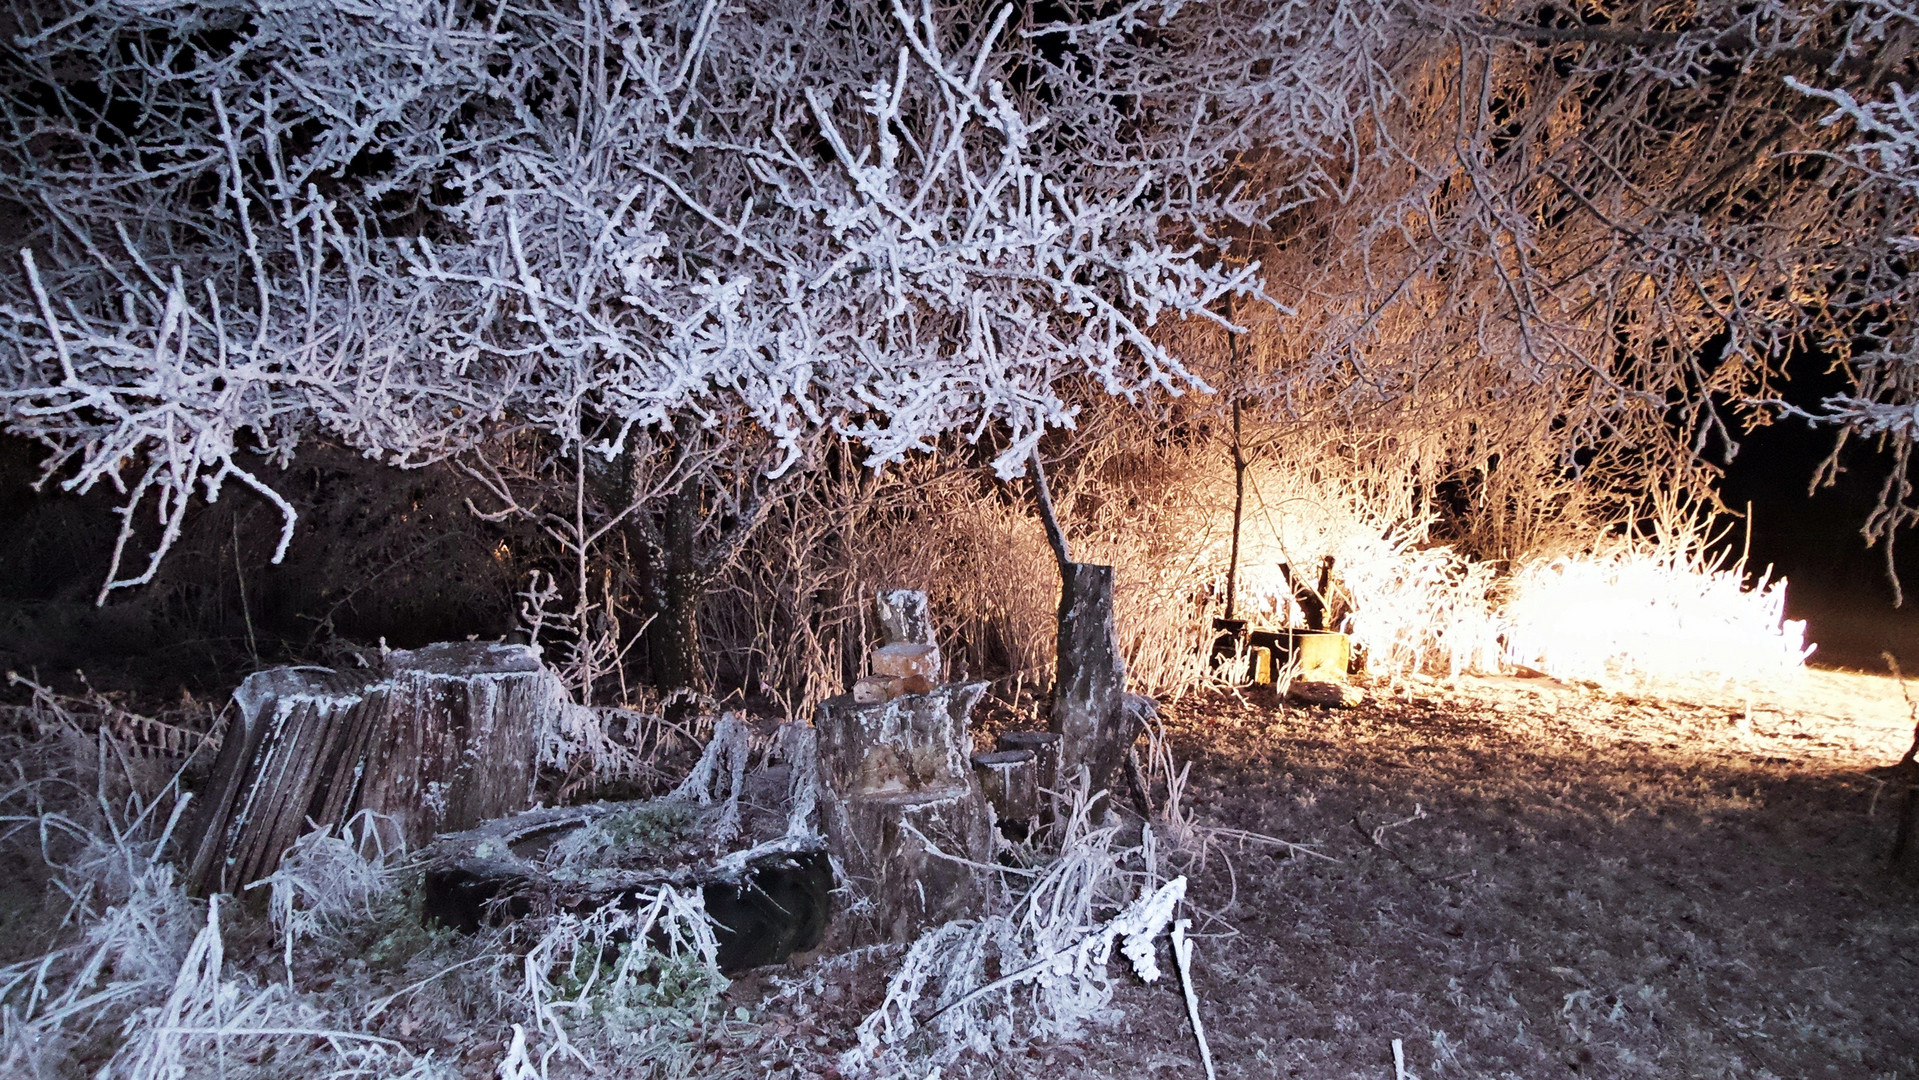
left=1040, top=671, right=1919, bottom=1080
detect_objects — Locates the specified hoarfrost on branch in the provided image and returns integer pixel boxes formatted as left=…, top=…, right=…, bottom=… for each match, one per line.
left=7, top=0, right=1919, bottom=589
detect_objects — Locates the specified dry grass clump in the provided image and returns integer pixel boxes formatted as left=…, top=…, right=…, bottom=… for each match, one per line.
left=839, top=782, right=1192, bottom=1077
left=0, top=735, right=443, bottom=1078
left=711, top=409, right=1818, bottom=708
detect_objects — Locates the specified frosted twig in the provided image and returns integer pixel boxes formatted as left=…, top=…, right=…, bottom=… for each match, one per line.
left=1172, top=918, right=1215, bottom=1080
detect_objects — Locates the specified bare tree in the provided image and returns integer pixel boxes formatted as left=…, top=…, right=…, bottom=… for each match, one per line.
left=0, top=0, right=1254, bottom=605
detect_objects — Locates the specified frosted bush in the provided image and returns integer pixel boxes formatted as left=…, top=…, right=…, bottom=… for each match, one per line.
left=0, top=777, right=446, bottom=1079
left=248, top=810, right=402, bottom=977
left=1500, top=550, right=1812, bottom=686
left=513, top=886, right=728, bottom=1073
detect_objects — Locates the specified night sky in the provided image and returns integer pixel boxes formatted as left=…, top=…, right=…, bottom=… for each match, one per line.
left=1719, top=367, right=1919, bottom=673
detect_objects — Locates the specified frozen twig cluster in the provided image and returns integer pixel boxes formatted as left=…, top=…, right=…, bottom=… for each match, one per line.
left=0, top=0, right=1270, bottom=597
left=6, top=0, right=1919, bottom=617
left=842, top=771, right=1201, bottom=1075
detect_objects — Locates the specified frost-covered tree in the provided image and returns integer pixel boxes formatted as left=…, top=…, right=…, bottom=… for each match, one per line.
left=4, top=0, right=1919, bottom=624
left=0, top=0, right=1255, bottom=603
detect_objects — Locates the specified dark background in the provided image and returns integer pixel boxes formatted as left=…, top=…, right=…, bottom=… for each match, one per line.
left=1717, top=364, right=1919, bottom=675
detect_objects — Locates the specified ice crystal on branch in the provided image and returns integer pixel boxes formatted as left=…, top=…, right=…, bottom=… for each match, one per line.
left=7, top=0, right=1919, bottom=596
left=0, top=0, right=1261, bottom=593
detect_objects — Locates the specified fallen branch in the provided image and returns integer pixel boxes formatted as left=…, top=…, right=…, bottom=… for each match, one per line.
left=1172, top=917, right=1216, bottom=1080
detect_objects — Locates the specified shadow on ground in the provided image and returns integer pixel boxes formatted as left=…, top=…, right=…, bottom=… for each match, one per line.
left=1072, top=681, right=1919, bottom=1080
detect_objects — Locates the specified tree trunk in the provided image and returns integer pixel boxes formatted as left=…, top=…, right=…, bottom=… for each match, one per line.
left=418, top=770, right=832, bottom=974
left=628, top=416, right=708, bottom=698
left=1050, top=562, right=1145, bottom=803
left=1022, top=450, right=1149, bottom=810
left=644, top=473, right=705, bottom=694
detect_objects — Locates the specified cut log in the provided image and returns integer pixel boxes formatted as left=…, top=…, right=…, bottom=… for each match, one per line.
left=997, top=730, right=1060, bottom=796
left=815, top=682, right=994, bottom=944
left=814, top=681, right=982, bottom=796
left=872, top=642, right=938, bottom=686
left=419, top=720, right=831, bottom=974
left=972, top=749, right=1038, bottom=836
left=1051, top=562, right=1143, bottom=801
left=876, top=589, right=936, bottom=647
left=873, top=589, right=941, bottom=686
left=419, top=812, right=831, bottom=974
left=853, top=675, right=904, bottom=704
left=180, top=642, right=567, bottom=895
left=998, top=729, right=1062, bottom=836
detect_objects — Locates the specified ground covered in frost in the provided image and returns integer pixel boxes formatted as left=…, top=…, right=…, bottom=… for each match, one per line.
left=5, top=669, right=1915, bottom=1080
left=736, top=669, right=1919, bottom=1080
left=982, top=671, right=1919, bottom=1079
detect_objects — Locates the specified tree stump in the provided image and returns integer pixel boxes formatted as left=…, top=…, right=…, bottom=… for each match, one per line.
left=181, top=642, right=568, bottom=895
left=972, top=749, right=1038, bottom=838
left=815, top=681, right=993, bottom=944
left=417, top=723, right=831, bottom=974
left=998, top=730, right=1060, bottom=798
left=1051, top=563, right=1147, bottom=804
